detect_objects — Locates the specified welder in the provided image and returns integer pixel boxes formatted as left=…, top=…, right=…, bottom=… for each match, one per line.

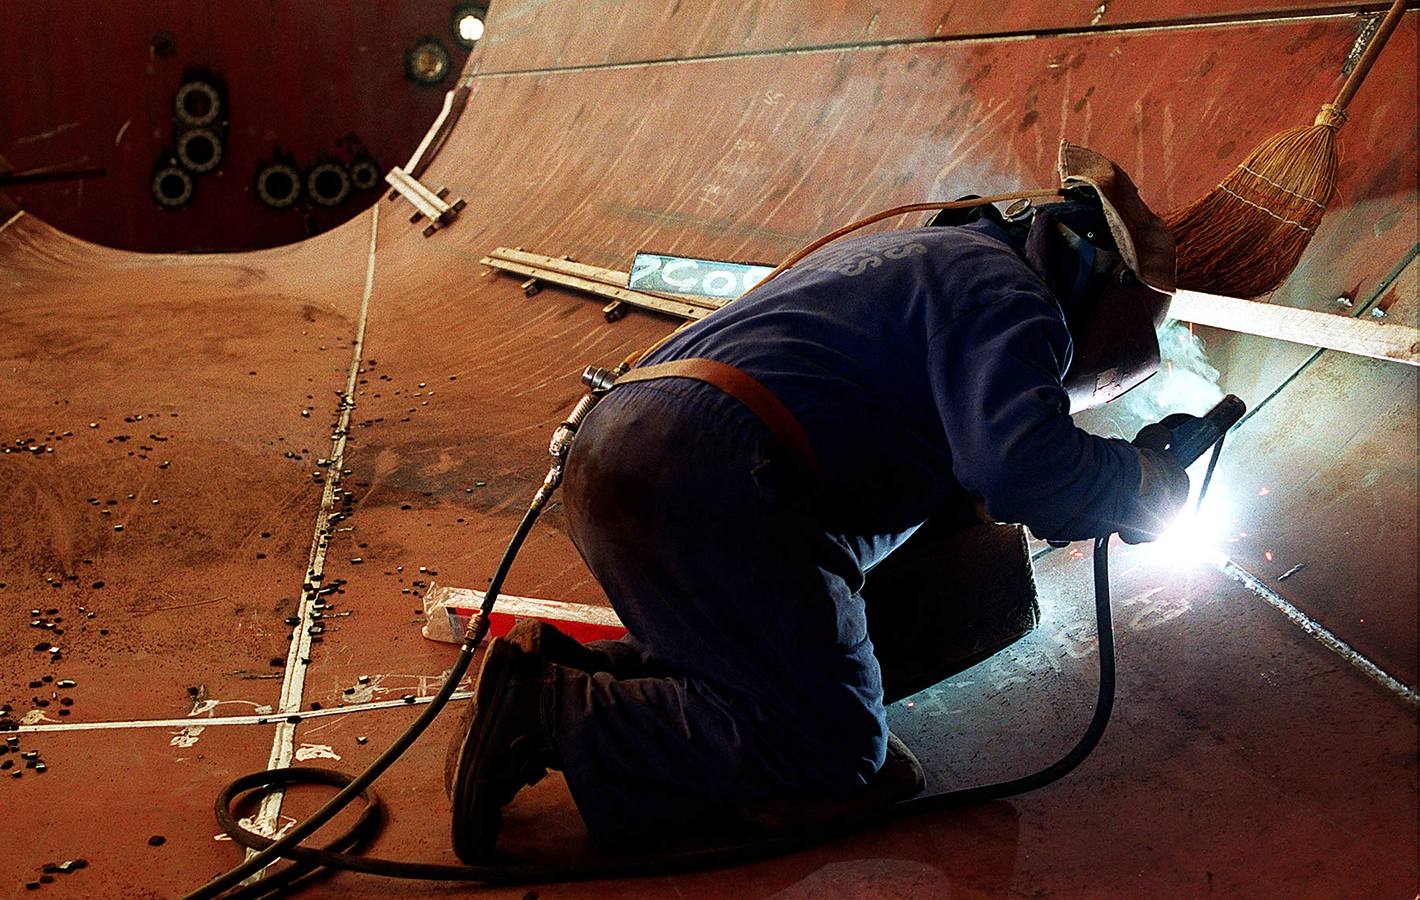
left=447, top=142, right=1190, bottom=858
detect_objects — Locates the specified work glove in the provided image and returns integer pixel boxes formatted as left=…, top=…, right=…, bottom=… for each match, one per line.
left=1120, top=420, right=1192, bottom=544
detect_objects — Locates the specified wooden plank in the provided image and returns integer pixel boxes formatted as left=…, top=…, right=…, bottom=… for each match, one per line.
left=1171, top=290, right=1419, bottom=365
left=480, top=255, right=711, bottom=320
left=483, top=243, right=1420, bottom=361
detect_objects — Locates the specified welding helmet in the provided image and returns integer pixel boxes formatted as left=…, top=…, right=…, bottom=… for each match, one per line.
left=1043, top=142, right=1176, bottom=411
left=932, top=144, right=1176, bottom=411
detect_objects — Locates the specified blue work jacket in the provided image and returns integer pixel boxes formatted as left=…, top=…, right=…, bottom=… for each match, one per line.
left=642, top=221, right=1141, bottom=571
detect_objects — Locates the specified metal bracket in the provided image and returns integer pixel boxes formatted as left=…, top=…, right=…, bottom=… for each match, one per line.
left=1342, top=10, right=1383, bottom=76
left=384, top=166, right=465, bottom=237
left=480, top=247, right=722, bottom=321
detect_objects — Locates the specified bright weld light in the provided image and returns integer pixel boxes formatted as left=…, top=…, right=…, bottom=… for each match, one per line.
left=1141, top=481, right=1235, bottom=567
left=458, top=14, right=485, bottom=41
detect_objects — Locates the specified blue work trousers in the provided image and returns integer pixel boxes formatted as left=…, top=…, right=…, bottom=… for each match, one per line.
left=557, top=377, right=887, bottom=843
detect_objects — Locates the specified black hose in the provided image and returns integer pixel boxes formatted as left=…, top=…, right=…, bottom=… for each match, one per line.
left=189, top=527, right=1121, bottom=894
left=192, top=398, right=1237, bottom=895
left=182, top=499, right=548, bottom=899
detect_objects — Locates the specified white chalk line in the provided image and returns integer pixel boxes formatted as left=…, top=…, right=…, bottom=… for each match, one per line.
left=1, top=210, right=24, bottom=234
left=247, top=204, right=381, bottom=874
left=12, top=690, right=474, bottom=735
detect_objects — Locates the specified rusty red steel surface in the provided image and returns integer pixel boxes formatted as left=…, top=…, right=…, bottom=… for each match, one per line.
left=0, top=727, right=287, bottom=895
left=0, top=0, right=472, bottom=252
left=475, top=0, right=1390, bottom=72
left=0, top=2, right=1415, bottom=895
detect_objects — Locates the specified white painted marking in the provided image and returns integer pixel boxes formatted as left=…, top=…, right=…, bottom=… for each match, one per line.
left=247, top=205, right=381, bottom=876
left=294, top=743, right=340, bottom=762
left=170, top=725, right=205, bottom=748
left=189, top=698, right=271, bottom=718
left=1, top=210, right=24, bottom=234
left=215, top=814, right=296, bottom=843
left=14, top=691, right=473, bottom=734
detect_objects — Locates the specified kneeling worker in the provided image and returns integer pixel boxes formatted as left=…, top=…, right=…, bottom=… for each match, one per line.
left=448, top=142, right=1190, bottom=857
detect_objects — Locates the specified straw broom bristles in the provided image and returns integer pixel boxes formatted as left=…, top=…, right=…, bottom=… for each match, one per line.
left=1165, top=0, right=1406, bottom=299
left=1165, top=105, right=1343, bottom=299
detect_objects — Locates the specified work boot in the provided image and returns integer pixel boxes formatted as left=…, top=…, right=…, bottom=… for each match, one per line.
left=446, top=637, right=560, bottom=862
left=733, top=732, right=926, bottom=833
left=503, top=617, right=617, bottom=673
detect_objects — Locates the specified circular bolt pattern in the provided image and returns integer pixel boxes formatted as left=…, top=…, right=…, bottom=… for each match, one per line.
left=176, top=128, right=223, bottom=173
left=306, top=162, right=351, bottom=208
left=255, top=163, right=301, bottom=209
left=151, top=165, right=194, bottom=208
left=173, top=80, right=221, bottom=126
left=349, top=158, right=380, bottom=191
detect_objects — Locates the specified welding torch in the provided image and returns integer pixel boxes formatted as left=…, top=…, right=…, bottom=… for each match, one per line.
left=1135, top=395, right=1247, bottom=469
left=1132, top=393, right=1247, bottom=523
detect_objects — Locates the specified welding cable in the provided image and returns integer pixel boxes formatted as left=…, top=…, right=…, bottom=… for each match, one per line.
left=1195, top=435, right=1225, bottom=515
left=191, top=533, right=1122, bottom=893
left=188, top=194, right=1226, bottom=895
left=199, top=417, right=1236, bottom=891
left=182, top=495, right=549, bottom=899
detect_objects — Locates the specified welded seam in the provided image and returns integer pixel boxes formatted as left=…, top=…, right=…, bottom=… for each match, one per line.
left=1204, top=244, right=1420, bottom=706
left=1217, top=558, right=1419, bottom=707
left=0, top=210, right=23, bottom=234
left=14, top=690, right=474, bottom=735
left=246, top=204, right=380, bottom=868
left=472, top=6, right=1408, bottom=79
left=1232, top=346, right=1326, bottom=432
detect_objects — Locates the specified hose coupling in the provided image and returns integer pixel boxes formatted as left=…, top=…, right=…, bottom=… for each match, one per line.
left=581, top=365, right=622, bottom=392
left=548, top=394, right=595, bottom=459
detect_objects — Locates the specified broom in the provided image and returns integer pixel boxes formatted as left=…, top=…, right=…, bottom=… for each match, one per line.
left=1166, top=0, right=1409, bottom=299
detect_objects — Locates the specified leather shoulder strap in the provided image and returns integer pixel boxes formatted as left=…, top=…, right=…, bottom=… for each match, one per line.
left=615, top=359, right=822, bottom=482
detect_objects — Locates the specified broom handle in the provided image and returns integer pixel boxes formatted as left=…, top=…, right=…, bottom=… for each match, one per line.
left=1332, top=0, right=1408, bottom=111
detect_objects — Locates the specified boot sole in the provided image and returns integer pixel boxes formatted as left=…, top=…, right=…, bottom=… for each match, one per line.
left=449, top=638, right=519, bottom=863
